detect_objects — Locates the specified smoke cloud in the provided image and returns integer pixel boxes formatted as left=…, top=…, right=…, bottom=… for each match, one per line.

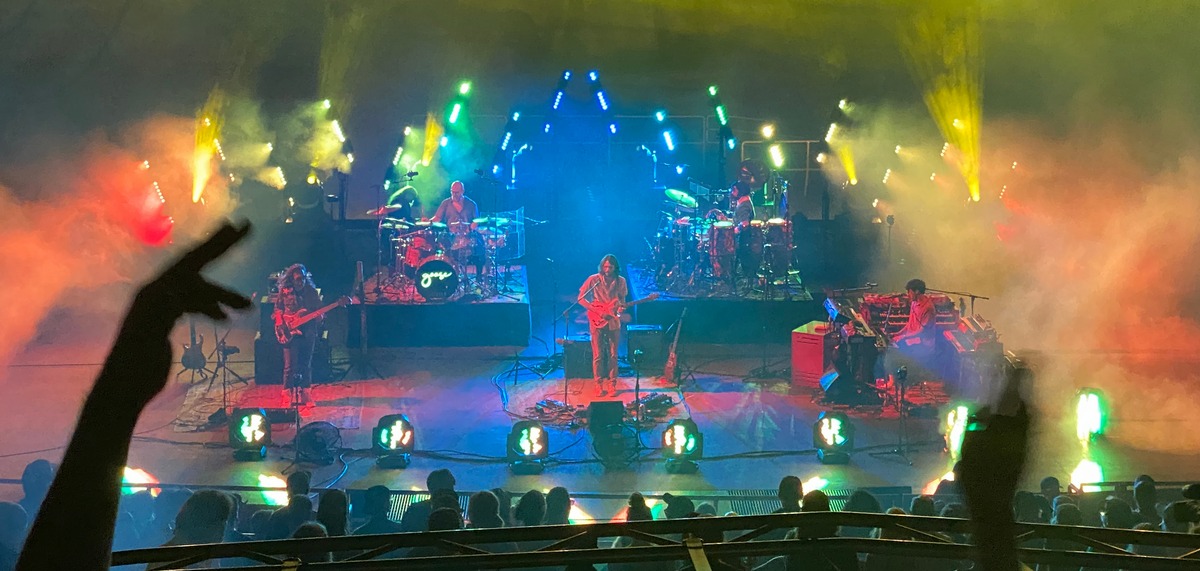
left=841, top=107, right=1200, bottom=454
left=0, top=114, right=239, bottom=374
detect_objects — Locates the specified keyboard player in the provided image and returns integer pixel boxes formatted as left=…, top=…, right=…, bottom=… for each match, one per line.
left=878, top=278, right=940, bottom=383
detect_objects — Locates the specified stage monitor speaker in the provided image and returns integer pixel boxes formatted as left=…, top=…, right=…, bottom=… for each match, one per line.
left=587, top=400, right=625, bottom=429
left=588, top=400, right=628, bottom=463
left=626, top=325, right=665, bottom=369
left=562, top=334, right=593, bottom=379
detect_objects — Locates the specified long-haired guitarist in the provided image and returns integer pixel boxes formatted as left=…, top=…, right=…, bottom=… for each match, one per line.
left=273, top=263, right=323, bottom=404
left=578, top=255, right=627, bottom=395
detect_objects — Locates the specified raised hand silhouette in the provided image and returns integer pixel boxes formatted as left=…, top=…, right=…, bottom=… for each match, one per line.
left=101, top=221, right=252, bottom=411
left=19, top=221, right=252, bottom=571
left=957, top=365, right=1032, bottom=571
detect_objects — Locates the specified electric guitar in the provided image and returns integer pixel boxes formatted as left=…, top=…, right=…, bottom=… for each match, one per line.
left=181, top=317, right=207, bottom=371
left=662, top=308, right=687, bottom=383
left=275, top=296, right=358, bottom=344
left=586, top=293, right=659, bottom=329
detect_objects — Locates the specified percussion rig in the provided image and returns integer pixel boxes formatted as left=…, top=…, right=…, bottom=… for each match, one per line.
left=650, top=182, right=802, bottom=300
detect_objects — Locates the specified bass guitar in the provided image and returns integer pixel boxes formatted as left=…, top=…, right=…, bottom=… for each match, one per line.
left=586, top=293, right=659, bottom=329
left=275, top=296, right=358, bottom=344
left=181, top=317, right=207, bottom=371
left=662, top=308, right=687, bottom=384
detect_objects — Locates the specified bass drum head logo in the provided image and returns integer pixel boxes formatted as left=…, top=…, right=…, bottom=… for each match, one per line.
left=416, top=256, right=459, bottom=301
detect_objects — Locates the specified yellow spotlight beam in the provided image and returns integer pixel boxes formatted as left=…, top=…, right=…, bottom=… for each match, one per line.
left=898, top=1, right=983, bottom=201
left=420, top=113, right=444, bottom=167
left=192, top=86, right=226, bottom=203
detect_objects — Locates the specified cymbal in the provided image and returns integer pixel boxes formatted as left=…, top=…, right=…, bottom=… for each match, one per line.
left=664, top=188, right=698, bottom=209
left=365, top=204, right=404, bottom=216
left=472, top=216, right=511, bottom=226
left=380, top=219, right=411, bottom=229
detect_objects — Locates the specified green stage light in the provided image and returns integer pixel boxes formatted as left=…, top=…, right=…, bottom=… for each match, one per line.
left=943, top=404, right=970, bottom=460
left=768, top=144, right=784, bottom=168
left=662, top=418, right=703, bottom=473
left=1075, top=388, right=1106, bottom=442
left=230, top=408, right=269, bottom=461
left=508, top=420, right=548, bottom=474
left=458, top=81, right=472, bottom=96
left=373, top=414, right=415, bottom=469
left=813, top=411, right=854, bottom=464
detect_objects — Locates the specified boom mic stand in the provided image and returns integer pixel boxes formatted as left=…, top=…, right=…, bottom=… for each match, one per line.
left=926, top=287, right=990, bottom=315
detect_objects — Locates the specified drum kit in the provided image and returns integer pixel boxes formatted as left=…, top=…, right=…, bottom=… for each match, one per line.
left=652, top=184, right=799, bottom=297
left=366, top=204, right=518, bottom=303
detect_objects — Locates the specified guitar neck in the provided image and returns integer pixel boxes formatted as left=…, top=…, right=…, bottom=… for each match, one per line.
left=291, top=301, right=343, bottom=327
left=624, top=296, right=655, bottom=309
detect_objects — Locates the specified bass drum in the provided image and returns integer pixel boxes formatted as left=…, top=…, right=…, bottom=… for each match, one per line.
left=414, top=255, right=460, bottom=301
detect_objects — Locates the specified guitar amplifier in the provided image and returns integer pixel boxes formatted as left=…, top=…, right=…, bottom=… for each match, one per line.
left=562, top=334, right=593, bottom=379
left=626, top=325, right=665, bottom=369
left=254, top=331, right=332, bottom=385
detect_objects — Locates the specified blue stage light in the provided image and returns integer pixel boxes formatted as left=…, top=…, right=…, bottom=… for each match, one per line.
left=655, top=110, right=667, bottom=122
left=563, top=70, right=572, bottom=81
left=676, top=165, right=685, bottom=175
left=501, top=132, right=513, bottom=151
left=726, top=137, right=737, bottom=150
left=663, top=130, right=675, bottom=151
left=596, top=91, right=609, bottom=111
left=440, top=136, right=448, bottom=147
left=588, top=70, right=598, bottom=82
left=544, top=123, right=551, bottom=134
left=492, top=164, right=501, bottom=175
left=512, top=111, right=520, bottom=121
left=609, top=123, right=617, bottom=134
left=553, top=91, right=564, bottom=110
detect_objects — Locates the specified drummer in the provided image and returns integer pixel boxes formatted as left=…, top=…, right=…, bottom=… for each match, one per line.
left=385, top=185, right=422, bottom=221
left=430, top=180, right=479, bottom=232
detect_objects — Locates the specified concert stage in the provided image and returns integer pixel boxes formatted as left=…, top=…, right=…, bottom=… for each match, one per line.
left=346, top=266, right=531, bottom=348
left=628, top=265, right=826, bottom=344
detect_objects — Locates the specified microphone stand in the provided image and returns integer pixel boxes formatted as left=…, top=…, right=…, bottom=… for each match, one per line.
left=538, top=279, right=600, bottom=407
left=926, top=287, right=990, bottom=315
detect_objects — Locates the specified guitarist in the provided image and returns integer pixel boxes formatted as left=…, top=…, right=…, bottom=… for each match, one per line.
left=577, top=255, right=628, bottom=396
left=273, top=264, right=323, bottom=405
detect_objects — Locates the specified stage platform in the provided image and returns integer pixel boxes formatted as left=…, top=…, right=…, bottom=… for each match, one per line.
left=347, top=265, right=531, bottom=347
left=5, top=311, right=1200, bottom=520
left=627, top=264, right=827, bottom=344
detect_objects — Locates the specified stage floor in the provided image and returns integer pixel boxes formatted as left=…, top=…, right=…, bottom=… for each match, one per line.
left=4, top=313, right=1200, bottom=521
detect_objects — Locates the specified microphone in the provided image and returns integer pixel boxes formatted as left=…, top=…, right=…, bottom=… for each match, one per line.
left=406, top=171, right=419, bottom=178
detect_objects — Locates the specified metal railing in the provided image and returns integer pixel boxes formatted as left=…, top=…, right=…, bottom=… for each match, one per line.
left=109, top=511, right=1200, bottom=570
